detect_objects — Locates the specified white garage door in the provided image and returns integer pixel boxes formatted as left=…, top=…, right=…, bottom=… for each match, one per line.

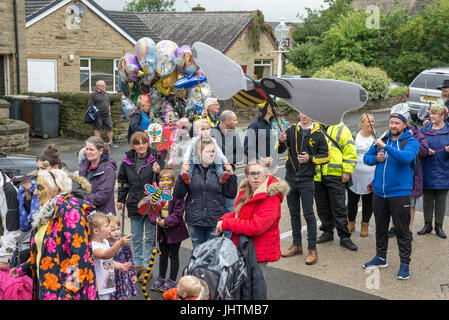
left=27, top=59, right=57, bottom=92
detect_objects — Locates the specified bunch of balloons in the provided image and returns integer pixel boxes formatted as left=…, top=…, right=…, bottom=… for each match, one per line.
left=119, top=37, right=212, bottom=126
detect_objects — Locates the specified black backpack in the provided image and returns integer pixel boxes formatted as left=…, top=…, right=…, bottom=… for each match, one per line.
left=183, top=236, right=247, bottom=300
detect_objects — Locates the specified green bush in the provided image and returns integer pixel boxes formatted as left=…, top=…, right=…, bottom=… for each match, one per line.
left=388, top=86, right=408, bottom=98
left=276, top=99, right=296, bottom=114
left=313, top=60, right=392, bottom=100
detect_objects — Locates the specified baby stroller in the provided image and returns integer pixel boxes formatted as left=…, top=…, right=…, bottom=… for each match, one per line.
left=183, top=236, right=247, bottom=300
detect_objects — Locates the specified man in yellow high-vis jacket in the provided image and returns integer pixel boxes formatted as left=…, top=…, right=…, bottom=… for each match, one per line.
left=314, top=121, right=358, bottom=251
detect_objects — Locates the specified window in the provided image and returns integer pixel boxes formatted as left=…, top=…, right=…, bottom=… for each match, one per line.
left=80, top=58, right=120, bottom=92
left=254, top=60, right=272, bottom=80
left=410, top=73, right=449, bottom=90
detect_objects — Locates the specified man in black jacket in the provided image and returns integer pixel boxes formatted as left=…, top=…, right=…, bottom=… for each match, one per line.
left=244, top=104, right=276, bottom=165
left=278, top=113, right=330, bottom=265
left=211, top=110, right=244, bottom=213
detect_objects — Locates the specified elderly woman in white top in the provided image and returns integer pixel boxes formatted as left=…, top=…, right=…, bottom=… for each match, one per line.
left=347, top=113, right=376, bottom=237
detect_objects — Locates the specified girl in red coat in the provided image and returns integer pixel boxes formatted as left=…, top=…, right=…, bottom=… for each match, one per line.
left=216, top=160, right=289, bottom=272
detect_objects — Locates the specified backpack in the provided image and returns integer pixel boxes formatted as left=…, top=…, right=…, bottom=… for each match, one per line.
left=83, top=105, right=100, bottom=124
left=182, top=236, right=247, bottom=300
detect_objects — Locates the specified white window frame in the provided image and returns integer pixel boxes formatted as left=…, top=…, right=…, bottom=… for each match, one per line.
left=80, top=57, right=120, bottom=93
left=80, top=57, right=91, bottom=92
left=254, top=59, right=273, bottom=78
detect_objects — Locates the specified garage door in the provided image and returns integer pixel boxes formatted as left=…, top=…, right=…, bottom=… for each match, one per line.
left=27, top=59, right=57, bottom=92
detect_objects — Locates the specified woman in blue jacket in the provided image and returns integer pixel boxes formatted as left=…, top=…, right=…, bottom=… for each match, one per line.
left=419, top=104, right=449, bottom=238
left=127, top=94, right=153, bottom=143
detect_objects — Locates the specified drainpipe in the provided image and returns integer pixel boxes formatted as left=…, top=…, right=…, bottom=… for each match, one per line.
left=13, top=0, right=21, bottom=94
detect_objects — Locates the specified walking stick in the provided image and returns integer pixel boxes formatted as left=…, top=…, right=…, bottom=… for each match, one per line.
left=141, top=225, right=161, bottom=300
left=121, top=207, right=125, bottom=237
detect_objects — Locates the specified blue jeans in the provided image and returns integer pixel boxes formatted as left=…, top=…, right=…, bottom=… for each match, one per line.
left=187, top=225, right=219, bottom=249
left=130, top=216, right=156, bottom=267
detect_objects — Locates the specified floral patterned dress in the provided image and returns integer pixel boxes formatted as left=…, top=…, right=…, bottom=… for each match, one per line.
left=110, top=242, right=137, bottom=300
left=16, top=194, right=98, bottom=300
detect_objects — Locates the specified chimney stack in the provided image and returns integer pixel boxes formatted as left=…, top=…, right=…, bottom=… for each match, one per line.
left=192, top=4, right=205, bottom=11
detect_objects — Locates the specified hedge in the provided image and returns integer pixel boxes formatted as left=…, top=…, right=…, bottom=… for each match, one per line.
left=23, top=92, right=128, bottom=143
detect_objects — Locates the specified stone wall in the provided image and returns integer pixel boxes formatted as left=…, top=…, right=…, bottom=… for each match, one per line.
left=26, top=1, right=135, bottom=92
left=23, top=92, right=129, bottom=143
left=0, top=99, right=29, bottom=152
left=0, top=0, right=28, bottom=94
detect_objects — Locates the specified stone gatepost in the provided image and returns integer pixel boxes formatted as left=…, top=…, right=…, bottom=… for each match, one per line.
left=0, top=99, right=29, bottom=152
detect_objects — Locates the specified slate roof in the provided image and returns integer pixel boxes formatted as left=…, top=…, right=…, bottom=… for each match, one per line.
left=24, top=0, right=160, bottom=42
left=25, top=0, right=58, bottom=19
left=137, top=11, right=257, bottom=52
left=102, top=10, right=161, bottom=42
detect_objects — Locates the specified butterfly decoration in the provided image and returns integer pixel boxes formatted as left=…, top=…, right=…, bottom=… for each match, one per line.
left=138, top=182, right=173, bottom=216
left=148, top=123, right=163, bottom=144
left=154, top=126, right=173, bottom=151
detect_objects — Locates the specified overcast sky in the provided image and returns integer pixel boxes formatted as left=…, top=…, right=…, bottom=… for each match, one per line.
left=95, top=0, right=327, bottom=22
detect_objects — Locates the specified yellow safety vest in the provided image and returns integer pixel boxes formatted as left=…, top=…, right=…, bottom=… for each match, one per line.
left=314, top=122, right=357, bottom=182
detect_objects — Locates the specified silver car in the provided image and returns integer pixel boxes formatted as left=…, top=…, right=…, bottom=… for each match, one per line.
left=407, top=67, right=449, bottom=121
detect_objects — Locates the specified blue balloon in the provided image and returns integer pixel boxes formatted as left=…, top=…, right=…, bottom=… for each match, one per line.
left=174, top=74, right=207, bottom=90
left=121, top=96, right=135, bottom=120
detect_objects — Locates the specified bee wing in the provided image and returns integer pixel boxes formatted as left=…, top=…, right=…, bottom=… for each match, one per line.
left=161, top=194, right=173, bottom=201
left=145, top=184, right=157, bottom=193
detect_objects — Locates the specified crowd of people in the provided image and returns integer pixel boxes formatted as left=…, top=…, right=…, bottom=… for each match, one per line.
left=0, top=79, right=448, bottom=300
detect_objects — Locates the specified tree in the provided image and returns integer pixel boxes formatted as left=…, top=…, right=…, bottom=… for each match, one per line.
left=123, top=0, right=175, bottom=12
left=387, top=0, right=449, bottom=84
left=292, top=0, right=353, bottom=44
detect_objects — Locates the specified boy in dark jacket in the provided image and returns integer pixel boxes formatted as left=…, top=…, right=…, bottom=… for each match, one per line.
left=278, top=113, right=329, bottom=265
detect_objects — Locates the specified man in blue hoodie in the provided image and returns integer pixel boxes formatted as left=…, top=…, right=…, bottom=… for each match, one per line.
left=362, top=112, right=419, bottom=280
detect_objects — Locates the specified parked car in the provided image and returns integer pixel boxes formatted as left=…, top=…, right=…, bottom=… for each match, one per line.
left=407, top=67, right=449, bottom=121
left=0, top=153, right=37, bottom=178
